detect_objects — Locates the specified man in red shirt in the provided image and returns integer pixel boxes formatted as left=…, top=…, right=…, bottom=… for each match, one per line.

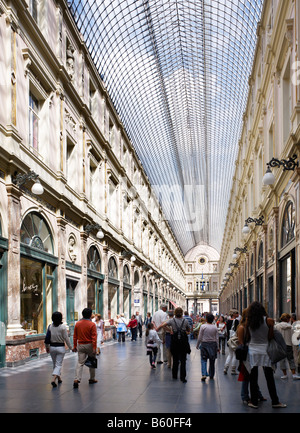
left=72, top=308, right=98, bottom=388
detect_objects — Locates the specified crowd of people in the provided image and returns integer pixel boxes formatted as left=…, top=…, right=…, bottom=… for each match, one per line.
left=44, top=302, right=300, bottom=410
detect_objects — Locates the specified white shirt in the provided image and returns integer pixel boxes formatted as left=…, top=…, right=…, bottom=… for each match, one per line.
left=152, top=309, right=168, bottom=328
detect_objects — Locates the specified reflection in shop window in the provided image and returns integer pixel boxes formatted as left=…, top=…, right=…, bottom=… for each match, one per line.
left=20, top=258, right=54, bottom=335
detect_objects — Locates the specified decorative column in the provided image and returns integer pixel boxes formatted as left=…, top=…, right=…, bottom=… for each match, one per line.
left=102, top=242, right=109, bottom=319
left=56, top=216, right=67, bottom=319
left=292, top=168, right=300, bottom=316
left=6, top=183, right=24, bottom=337
left=272, top=207, right=280, bottom=319
left=80, top=231, right=88, bottom=310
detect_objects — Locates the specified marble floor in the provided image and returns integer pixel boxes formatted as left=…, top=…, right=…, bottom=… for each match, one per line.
left=0, top=336, right=299, bottom=416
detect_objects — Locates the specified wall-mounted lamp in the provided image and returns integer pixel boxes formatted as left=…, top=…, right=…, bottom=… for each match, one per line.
left=232, top=246, right=247, bottom=260
left=242, top=215, right=264, bottom=235
left=121, top=249, right=136, bottom=262
left=13, top=170, right=44, bottom=195
left=84, top=223, right=104, bottom=240
left=263, top=154, right=299, bottom=186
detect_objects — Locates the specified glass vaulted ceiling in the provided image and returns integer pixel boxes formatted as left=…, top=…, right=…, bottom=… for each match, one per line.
left=68, top=0, right=264, bottom=255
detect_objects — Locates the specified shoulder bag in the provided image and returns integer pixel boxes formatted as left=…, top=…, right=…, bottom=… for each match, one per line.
left=44, top=325, right=51, bottom=345
left=235, top=329, right=248, bottom=361
left=267, top=329, right=287, bottom=364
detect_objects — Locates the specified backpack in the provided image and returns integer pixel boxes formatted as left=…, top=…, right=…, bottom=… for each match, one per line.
left=170, top=319, right=191, bottom=354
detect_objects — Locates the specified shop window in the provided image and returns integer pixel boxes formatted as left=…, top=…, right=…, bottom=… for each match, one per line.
left=20, top=258, right=54, bottom=335
left=108, top=256, right=118, bottom=279
left=281, top=201, right=295, bottom=248
left=87, top=246, right=101, bottom=272
left=20, top=212, right=53, bottom=254
left=134, top=270, right=139, bottom=286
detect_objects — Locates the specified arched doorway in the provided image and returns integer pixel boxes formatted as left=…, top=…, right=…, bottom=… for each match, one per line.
left=108, top=256, right=119, bottom=320
left=20, top=212, right=57, bottom=335
left=123, top=264, right=131, bottom=320
left=87, top=245, right=104, bottom=315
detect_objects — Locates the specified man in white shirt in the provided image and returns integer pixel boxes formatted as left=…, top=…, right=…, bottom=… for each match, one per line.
left=152, top=304, right=168, bottom=364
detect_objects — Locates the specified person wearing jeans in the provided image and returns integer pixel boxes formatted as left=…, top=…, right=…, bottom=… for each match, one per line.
left=196, top=314, right=219, bottom=381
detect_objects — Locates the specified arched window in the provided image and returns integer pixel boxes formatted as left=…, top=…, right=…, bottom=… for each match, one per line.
left=134, top=270, right=139, bottom=286
left=258, top=242, right=263, bottom=269
left=149, top=280, right=153, bottom=293
left=123, top=265, right=130, bottom=283
left=20, top=212, right=53, bottom=253
left=108, top=256, right=118, bottom=279
left=143, top=275, right=147, bottom=291
left=281, top=201, right=295, bottom=248
left=87, top=246, right=101, bottom=272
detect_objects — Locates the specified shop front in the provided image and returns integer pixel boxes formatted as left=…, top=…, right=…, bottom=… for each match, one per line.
left=279, top=201, right=296, bottom=316
left=0, top=221, right=8, bottom=368
left=87, top=246, right=104, bottom=315
left=108, top=256, right=119, bottom=320
left=20, top=212, right=58, bottom=336
left=123, top=264, right=131, bottom=320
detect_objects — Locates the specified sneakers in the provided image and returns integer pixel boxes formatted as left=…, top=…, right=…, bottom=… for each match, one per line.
left=292, top=374, right=300, bottom=380
left=231, top=369, right=238, bottom=375
left=248, top=402, right=258, bottom=409
left=223, top=366, right=228, bottom=375
left=281, top=375, right=288, bottom=379
left=272, top=403, right=287, bottom=408
left=201, top=376, right=206, bottom=382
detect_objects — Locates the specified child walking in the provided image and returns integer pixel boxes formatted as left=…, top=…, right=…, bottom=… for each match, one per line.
left=145, top=323, right=162, bottom=369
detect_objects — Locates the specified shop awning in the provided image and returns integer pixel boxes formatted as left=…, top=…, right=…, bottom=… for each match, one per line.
left=169, top=300, right=177, bottom=309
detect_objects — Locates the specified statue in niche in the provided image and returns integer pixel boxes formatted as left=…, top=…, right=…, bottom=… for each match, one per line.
left=66, top=43, right=75, bottom=80
left=68, top=235, right=77, bottom=263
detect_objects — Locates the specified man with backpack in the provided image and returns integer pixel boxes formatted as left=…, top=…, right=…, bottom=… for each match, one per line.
left=157, top=307, right=190, bottom=382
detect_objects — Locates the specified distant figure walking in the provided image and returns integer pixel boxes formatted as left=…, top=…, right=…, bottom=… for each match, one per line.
left=45, top=311, right=72, bottom=387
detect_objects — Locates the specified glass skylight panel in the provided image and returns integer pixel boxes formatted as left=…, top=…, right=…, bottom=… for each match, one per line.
left=68, top=0, right=263, bottom=255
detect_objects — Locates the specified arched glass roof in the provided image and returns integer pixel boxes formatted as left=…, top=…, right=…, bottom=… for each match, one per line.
left=68, top=0, right=264, bottom=255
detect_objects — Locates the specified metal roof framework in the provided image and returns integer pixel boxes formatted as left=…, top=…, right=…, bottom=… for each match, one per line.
left=68, top=0, right=264, bottom=255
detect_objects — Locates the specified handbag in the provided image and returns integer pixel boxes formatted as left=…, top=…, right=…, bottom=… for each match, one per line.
left=267, top=329, right=287, bottom=364
left=235, top=328, right=248, bottom=361
left=84, top=355, right=98, bottom=369
left=44, top=325, right=51, bottom=345
left=227, top=335, right=239, bottom=351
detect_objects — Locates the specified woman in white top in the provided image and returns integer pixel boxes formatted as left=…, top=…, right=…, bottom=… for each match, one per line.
left=246, top=302, right=286, bottom=409
left=94, top=314, right=105, bottom=354
left=44, top=311, right=72, bottom=387
left=145, top=323, right=162, bottom=368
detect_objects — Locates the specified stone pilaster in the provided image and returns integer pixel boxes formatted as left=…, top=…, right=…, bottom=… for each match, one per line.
left=56, top=216, right=67, bottom=318
left=6, top=183, right=24, bottom=337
